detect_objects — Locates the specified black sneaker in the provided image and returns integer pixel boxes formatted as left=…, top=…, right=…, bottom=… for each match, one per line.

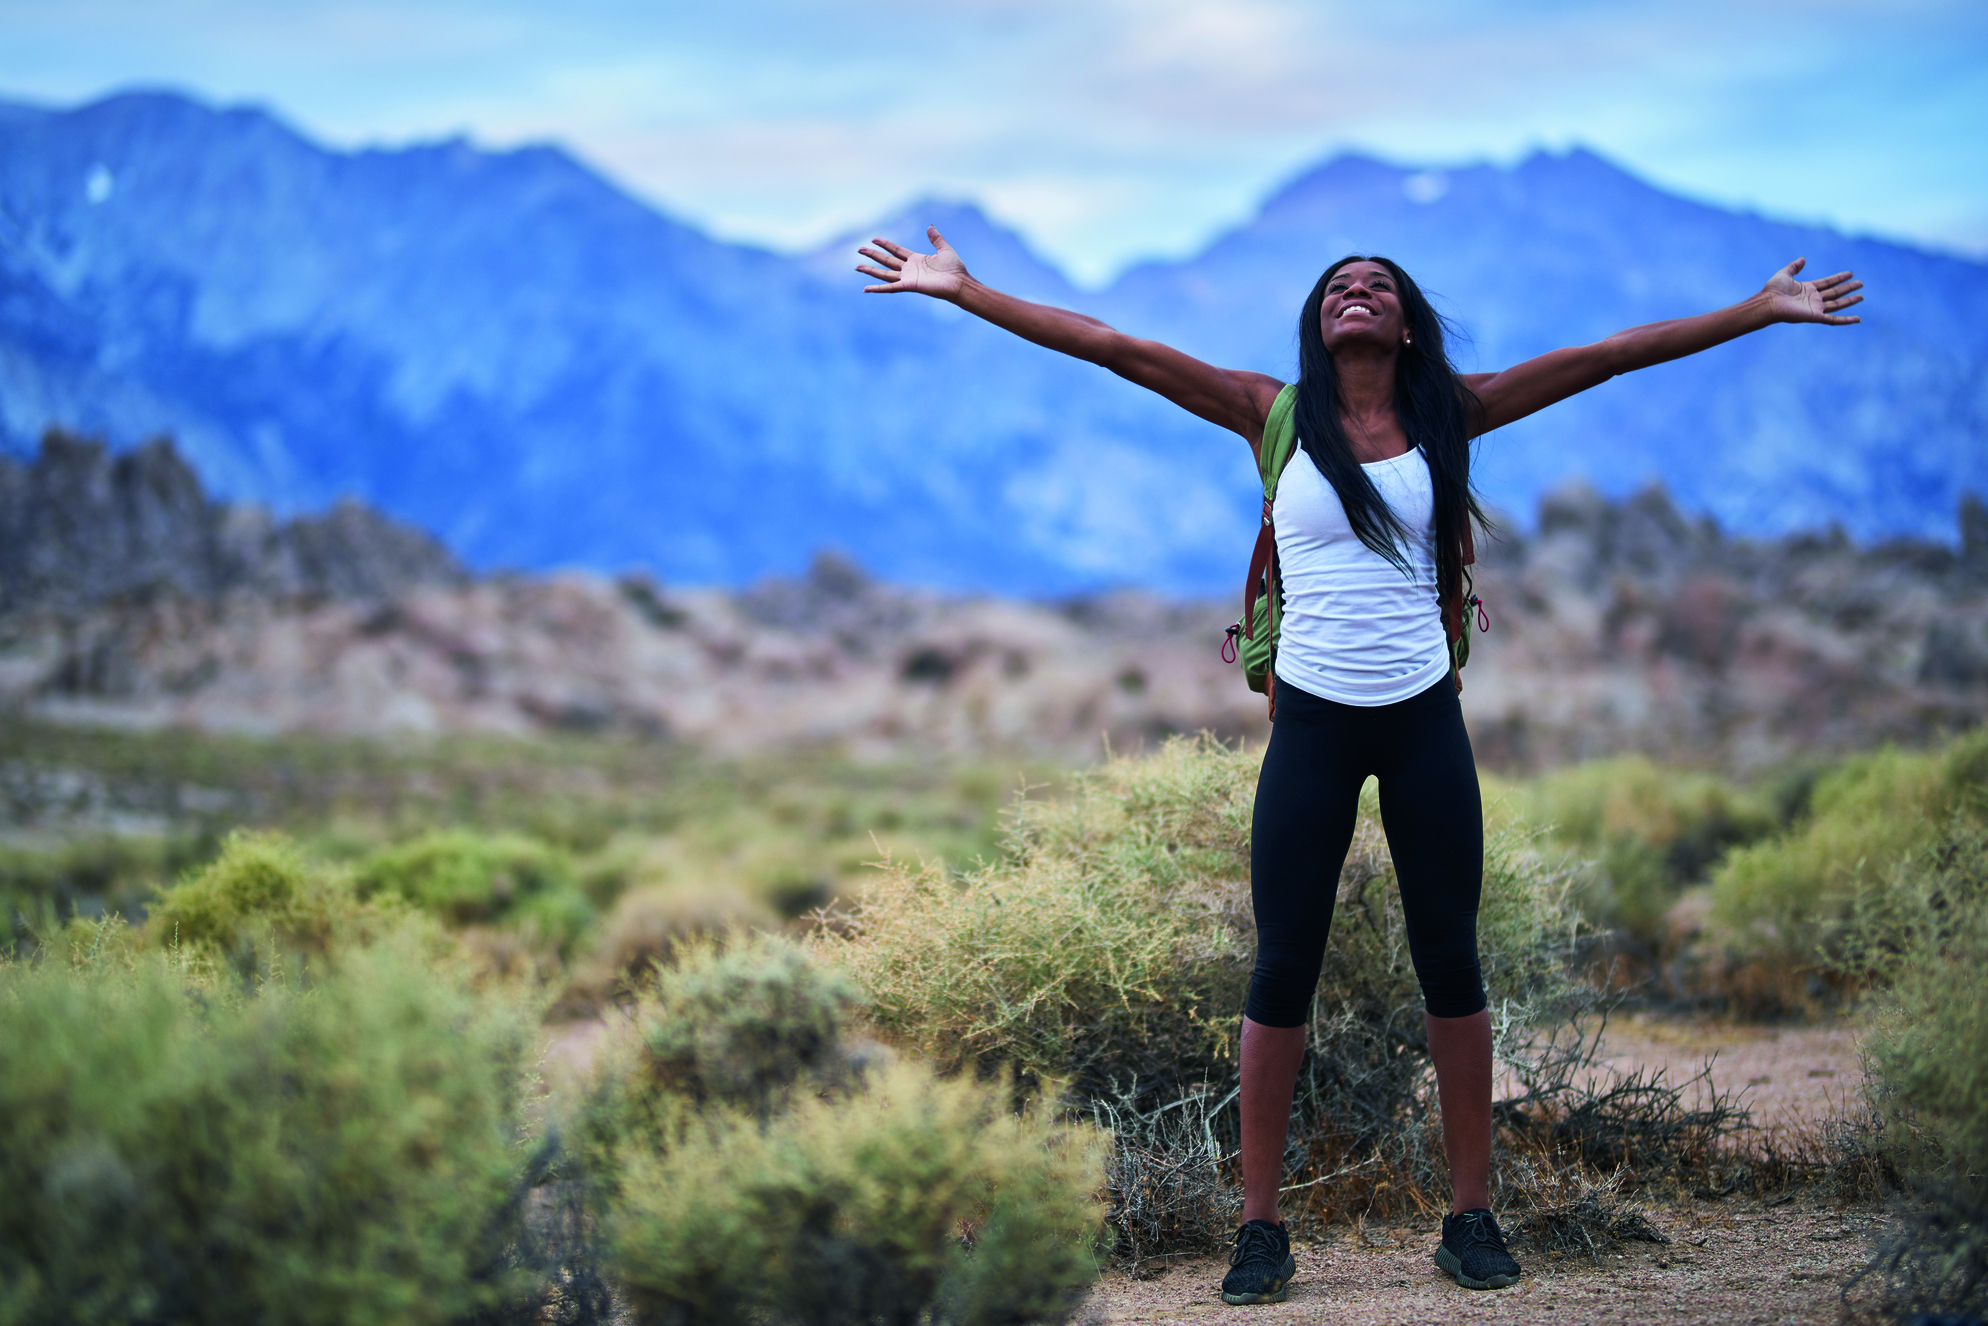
left=1221, top=1219, right=1297, bottom=1305
left=1435, top=1209, right=1522, bottom=1290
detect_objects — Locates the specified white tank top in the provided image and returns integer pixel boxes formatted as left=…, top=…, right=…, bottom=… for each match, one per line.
left=1271, top=445, right=1451, bottom=706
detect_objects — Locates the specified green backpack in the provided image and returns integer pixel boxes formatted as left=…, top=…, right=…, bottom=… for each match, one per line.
left=1222, top=383, right=1485, bottom=714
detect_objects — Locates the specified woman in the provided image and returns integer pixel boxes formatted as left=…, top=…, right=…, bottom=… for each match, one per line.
left=857, top=231, right=1861, bottom=1300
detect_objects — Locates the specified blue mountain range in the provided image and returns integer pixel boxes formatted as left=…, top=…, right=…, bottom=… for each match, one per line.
left=2, top=90, right=1983, bottom=594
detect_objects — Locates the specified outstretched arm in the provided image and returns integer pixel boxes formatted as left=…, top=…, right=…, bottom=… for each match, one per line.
left=859, top=227, right=1283, bottom=449
left=1461, top=259, right=1864, bottom=436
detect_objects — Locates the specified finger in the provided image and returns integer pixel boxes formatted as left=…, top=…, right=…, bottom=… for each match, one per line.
left=1822, top=314, right=1861, bottom=325
left=855, top=264, right=899, bottom=282
left=1823, top=292, right=1865, bottom=312
left=872, top=237, right=914, bottom=260
left=1783, top=257, right=1807, bottom=277
left=928, top=225, right=952, bottom=251
left=862, top=281, right=912, bottom=294
left=1812, top=270, right=1855, bottom=290
left=856, top=246, right=903, bottom=270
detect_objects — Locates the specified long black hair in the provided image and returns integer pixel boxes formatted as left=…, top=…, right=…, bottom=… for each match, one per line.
left=1293, top=254, right=1488, bottom=611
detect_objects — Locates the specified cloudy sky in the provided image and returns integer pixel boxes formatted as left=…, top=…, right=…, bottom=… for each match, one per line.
left=1, top=0, right=1983, bottom=285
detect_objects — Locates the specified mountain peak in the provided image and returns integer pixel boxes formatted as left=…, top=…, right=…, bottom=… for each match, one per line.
left=1259, top=150, right=1415, bottom=212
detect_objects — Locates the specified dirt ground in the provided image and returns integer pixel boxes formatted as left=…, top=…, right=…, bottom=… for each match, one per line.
left=1085, top=1022, right=1879, bottom=1325
left=1592, top=1015, right=1867, bottom=1143
left=544, top=1016, right=1883, bottom=1324
left=1082, top=1195, right=1880, bottom=1325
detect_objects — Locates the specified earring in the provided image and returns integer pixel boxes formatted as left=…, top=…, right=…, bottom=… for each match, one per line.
left=1404, top=333, right=1413, bottom=346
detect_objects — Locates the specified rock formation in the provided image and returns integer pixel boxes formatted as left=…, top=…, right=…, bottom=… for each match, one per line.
left=1463, top=482, right=1988, bottom=769
left=0, top=430, right=465, bottom=611
left=2, top=433, right=1985, bottom=769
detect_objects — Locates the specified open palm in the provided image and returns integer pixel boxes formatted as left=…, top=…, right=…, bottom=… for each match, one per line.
left=857, top=227, right=968, bottom=298
left=1761, top=257, right=1864, bottom=325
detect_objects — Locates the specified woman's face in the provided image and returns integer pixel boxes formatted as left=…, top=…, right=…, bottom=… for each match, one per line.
left=1318, top=261, right=1407, bottom=354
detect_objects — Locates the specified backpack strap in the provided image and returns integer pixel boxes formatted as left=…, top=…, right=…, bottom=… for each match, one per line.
left=1242, top=384, right=1299, bottom=644
left=1243, top=384, right=1300, bottom=718
left=1443, top=519, right=1481, bottom=693
left=1257, top=382, right=1301, bottom=497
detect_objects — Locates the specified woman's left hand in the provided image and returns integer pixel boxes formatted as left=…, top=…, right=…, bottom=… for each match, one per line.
left=1761, top=257, right=1864, bottom=325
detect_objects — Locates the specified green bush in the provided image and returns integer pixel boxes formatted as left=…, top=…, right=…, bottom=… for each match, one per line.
left=1869, top=892, right=1988, bottom=1183
left=145, top=831, right=397, bottom=968
left=1847, top=826, right=1988, bottom=1319
left=582, top=937, right=1108, bottom=1324
left=607, top=1059, right=1108, bottom=1326
left=813, top=734, right=1260, bottom=1099
left=620, top=936, right=862, bottom=1122
left=355, top=829, right=592, bottom=952
left=1710, top=729, right=1988, bottom=969
left=0, top=938, right=540, bottom=1325
left=1516, top=756, right=1774, bottom=944
left=0, top=834, right=216, bottom=946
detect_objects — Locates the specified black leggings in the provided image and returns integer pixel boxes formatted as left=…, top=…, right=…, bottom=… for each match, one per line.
left=1245, top=674, right=1486, bottom=1025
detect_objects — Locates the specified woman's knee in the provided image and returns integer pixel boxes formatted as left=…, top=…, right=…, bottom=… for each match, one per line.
left=1418, top=962, right=1488, bottom=1019
left=1408, top=928, right=1487, bottom=1018
left=1244, top=937, right=1325, bottom=1027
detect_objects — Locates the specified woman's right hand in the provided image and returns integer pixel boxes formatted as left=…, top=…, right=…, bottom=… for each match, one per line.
left=857, top=223, right=1278, bottom=445
left=858, top=227, right=968, bottom=299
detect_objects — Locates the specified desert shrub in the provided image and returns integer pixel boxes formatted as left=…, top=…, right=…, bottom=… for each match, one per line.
left=144, top=831, right=399, bottom=969
left=621, top=936, right=862, bottom=1121
left=813, top=735, right=1593, bottom=1245
left=0, top=938, right=545, bottom=1325
left=563, top=883, right=780, bottom=1011
left=581, top=936, right=1108, bottom=1324
left=1517, top=756, right=1774, bottom=947
left=606, top=1059, right=1108, bottom=1326
left=1864, top=888, right=1988, bottom=1185
left=1504, top=1168, right=1670, bottom=1262
left=1710, top=729, right=1988, bottom=978
left=1848, top=833, right=1988, bottom=1321
left=814, top=735, right=1261, bottom=1103
left=1088, top=1080, right=1238, bottom=1267
left=355, top=829, right=592, bottom=952
left=42, top=911, right=149, bottom=971
left=582, top=935, right=865, bottom=1187
left=0, top=833, right=217, bottom=946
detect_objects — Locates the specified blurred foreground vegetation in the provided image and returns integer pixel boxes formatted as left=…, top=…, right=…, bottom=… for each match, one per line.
left=2, top=719, right=1985, bottom=1320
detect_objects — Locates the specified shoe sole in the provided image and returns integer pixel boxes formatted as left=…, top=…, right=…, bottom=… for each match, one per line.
left=1220, top=1255, right=1298, bottom=1305
left=1434, top=1245, right=1519, bottom=1291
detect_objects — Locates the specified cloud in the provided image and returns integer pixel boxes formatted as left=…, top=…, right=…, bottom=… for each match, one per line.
left=0, top=0, right=1982, bottom=281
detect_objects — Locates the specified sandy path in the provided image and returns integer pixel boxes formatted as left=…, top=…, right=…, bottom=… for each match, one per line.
left=1085, top=1197, right=1880, bottom=1324
left=1591, top=1018, right=1867, bottom=1141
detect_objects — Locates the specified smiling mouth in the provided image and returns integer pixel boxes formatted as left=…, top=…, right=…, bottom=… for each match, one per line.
left=1338, top=303, right=1378, bottom=318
